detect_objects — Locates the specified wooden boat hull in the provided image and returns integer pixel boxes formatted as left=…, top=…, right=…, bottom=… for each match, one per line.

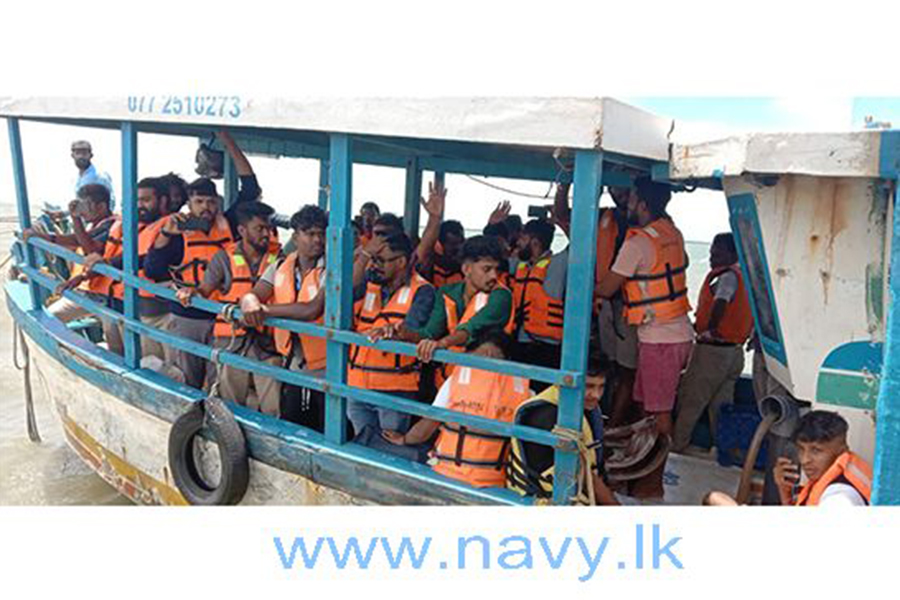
left=5, top=281, right=525, bottom=506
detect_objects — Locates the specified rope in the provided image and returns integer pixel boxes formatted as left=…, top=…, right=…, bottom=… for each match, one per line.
left=13, top=324, right=41, bottom=443
left=464, top=175, right=571, bottom=201
left=551, top=424, right=596, bottom=506
left=208, top=303, right=241, bottom=400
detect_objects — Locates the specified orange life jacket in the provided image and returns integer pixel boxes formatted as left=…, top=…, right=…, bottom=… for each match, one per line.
left=347, top=272, right=432, bottom=392
left=621, top=218, right=690, bottom=325
left=433, top=241, right=463, bottom=288
left=168, top=213, right=234, bottom=289
left=694, top=264, right=754, bottom=344
left=433, top=366, right=531, bottom=488
left=271, top=254, right=327, bottom=370
left=795, top=451, right=872, bottom=506
left=594, top=208, right=628, bottom=305
left=436, top=285, right=516, bottom=388
left=211, top=242, right=279, bottom=338
left=512, top=254, right=564, bottom=342
left=101, top=218, right=168, bottom=300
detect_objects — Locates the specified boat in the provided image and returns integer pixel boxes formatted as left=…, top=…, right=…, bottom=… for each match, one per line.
left=2, top=96, right=897, bottom=505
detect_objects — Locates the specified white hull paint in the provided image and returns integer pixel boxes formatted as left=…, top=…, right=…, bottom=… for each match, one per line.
left=29, top=339, right=361, bottom=506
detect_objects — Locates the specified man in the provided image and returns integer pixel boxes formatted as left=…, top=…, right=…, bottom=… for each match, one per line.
left=556, top=182, right=637, bottom=426
left=413, top=235, right=514, bottom=388
left=159, top=172, right=188, bottom=215
left=62, top=177, right=170, bottom=360
left=382, top=329, right=530, bottom=488
left=177, top=202, right=281, bottom=415
left=596, top=177, right=692, bottom=499
left=705, top=410, right=872, bottom=506
left=673, top=233, right=753, bottom=453
left=510, top=214, right=567, bottom=383
left=356, top=201, right=381, bottom=246
left=346, top=232, right=436, bottom=444
left=29, top=184, right=116, bottom=323
left=240, top=205, right=329, bottom=428
left=505, top=355, right=620, bottom=505
left=426, top=220, right=465, bottom=287
left=144, top=177, right=234, bottom=388
left=71, top=140, right=115, bottom=209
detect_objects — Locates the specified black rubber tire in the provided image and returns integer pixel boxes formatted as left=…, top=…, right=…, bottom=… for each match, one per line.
left=168, top=397, right=250, bottom=505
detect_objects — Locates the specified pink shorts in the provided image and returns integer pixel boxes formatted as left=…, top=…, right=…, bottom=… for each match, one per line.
left=633, top=341, right=692, bottom=413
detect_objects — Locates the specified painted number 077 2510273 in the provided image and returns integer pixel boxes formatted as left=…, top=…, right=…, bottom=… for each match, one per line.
left=127, top=96, right=242, bottom=119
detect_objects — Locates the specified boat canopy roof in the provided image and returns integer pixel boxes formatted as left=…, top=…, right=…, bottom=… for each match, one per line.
left=0, top=97, right=673, bottom=180
left=670, top=130, right=900, bottom=180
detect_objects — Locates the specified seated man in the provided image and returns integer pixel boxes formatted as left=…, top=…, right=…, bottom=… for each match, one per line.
left=61, top=177, right=170, bottom=361
left=704, top=410, right=872, bottom=506
left=382, top=329, right=531, bottom=489
left=177, top=202, right=281, bottom=415
left=28, top=184, right=117, bottom=323
left=507, top=357, right=620, bottom=506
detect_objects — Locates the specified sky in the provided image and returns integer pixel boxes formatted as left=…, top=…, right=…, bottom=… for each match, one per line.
left=3, top=96, right=895, bottom=245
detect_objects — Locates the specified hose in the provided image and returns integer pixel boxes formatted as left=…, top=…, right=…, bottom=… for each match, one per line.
left=735, top=412, right=777, bottom=504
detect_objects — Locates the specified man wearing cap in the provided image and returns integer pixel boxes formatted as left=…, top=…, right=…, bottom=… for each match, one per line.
left=71, top=141, right=115, bottom=210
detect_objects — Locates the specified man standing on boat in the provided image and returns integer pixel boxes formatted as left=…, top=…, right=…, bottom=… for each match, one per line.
left=177, top=201, right=282, bottom=416
left=414, top=235, right=515, bottom=388
left=596, top=177, right=692, bottom=500
left=144, top=177, right=234, bottom=388
left=555, top=182, right=638, bottom=426
left=71, top=140, right=115, bottom=210
left=672, top=232, right=753, bottom=453
left=240, top=205, right=329, bottom=428
left=346, top=231, right=436, bottom=446
left=510, top=209, right=568, bottom=389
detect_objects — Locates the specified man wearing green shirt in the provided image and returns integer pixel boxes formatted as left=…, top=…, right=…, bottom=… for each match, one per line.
left=415, top=236, right=514, bottom=378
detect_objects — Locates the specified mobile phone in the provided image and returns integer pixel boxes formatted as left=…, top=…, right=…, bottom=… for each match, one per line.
left=782, top=441, right=802, bottom=501
left=180, top=215, right=212, bottom=233
left=527, top=205, right=550, bottom=219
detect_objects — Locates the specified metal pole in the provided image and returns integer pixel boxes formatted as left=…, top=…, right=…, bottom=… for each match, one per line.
left=318, top=159, right=330, bottom=210
left=552, top=150, right=602, bottom=504
left=121, top=122, right=141, bottom=369
left=873, top=179, right=900, bottom=505
left=403, top=157, right=422, bottom=238
left=223, top=152, right=238, bottom=210
left=7, top=118, right=41, bottom=308
left=324, top=134, right=354, bottom=444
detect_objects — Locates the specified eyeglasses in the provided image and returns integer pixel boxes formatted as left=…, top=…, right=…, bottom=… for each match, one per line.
left=370, top=254, right=405, bottom=267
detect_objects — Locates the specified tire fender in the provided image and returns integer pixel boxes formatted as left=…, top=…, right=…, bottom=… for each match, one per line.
left=168, top=397, right=250, bottom=505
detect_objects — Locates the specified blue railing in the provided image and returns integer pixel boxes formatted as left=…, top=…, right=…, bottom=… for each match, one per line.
left=17, top=236, right=577, bottom=452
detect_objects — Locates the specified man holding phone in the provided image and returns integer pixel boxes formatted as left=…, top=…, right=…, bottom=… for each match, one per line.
left=704, top=410, right=872, bottom=506
left=145, top=177, right=234, bottom=388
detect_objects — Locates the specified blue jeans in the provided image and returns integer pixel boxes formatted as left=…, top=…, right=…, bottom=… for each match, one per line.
left=347, top=391, right=416, bottom=437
